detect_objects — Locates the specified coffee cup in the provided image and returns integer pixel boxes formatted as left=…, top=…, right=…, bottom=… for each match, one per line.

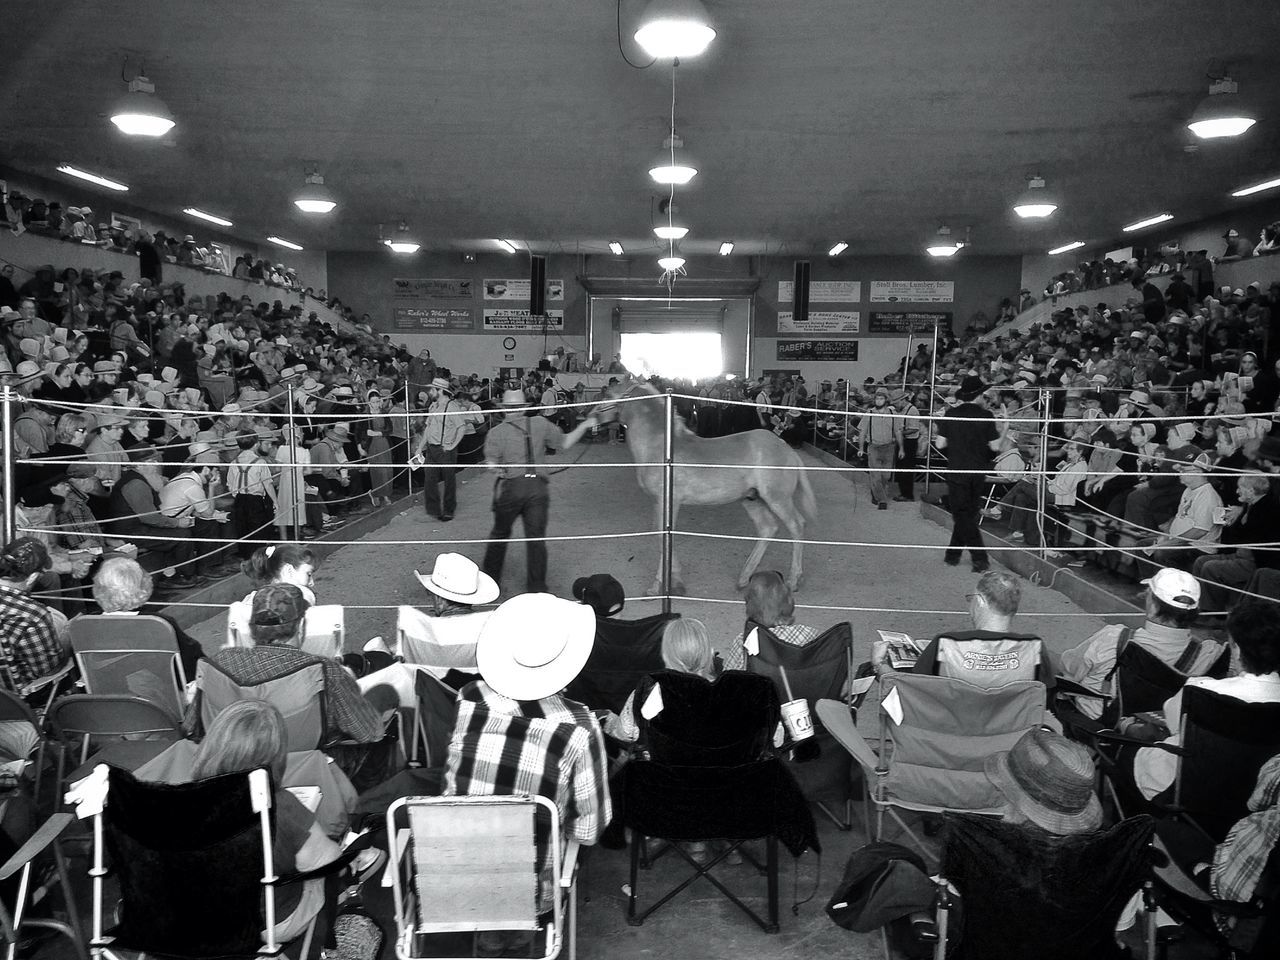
left=780, top=698, right=814, bottom=741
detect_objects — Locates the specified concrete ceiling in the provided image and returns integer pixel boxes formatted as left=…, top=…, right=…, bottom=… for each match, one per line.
left=2, top=1, right=1279, bottom=258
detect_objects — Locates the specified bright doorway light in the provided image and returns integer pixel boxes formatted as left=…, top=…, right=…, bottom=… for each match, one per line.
left=621, top=331, right=722, bottom=380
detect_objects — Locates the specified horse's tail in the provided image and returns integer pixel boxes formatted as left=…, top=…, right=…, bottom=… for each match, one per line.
left=793, top=451, right=817, bottom=520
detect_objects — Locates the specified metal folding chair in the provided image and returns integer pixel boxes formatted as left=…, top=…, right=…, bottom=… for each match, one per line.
left=47, top=695, right=183, bottom=794
left=68, top=614, right=188, bottom=720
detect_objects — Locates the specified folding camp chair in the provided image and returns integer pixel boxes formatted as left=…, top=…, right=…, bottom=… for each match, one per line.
left=396, top=607, right=488, bottom=680
left=621, top=671, right=818, bottom=933
left=1099, top=685, right=1280, bottom=843
left=386, top=794, right=579, bottom=960
left=227, top=601, right=346, bottom=658
left=0, top=688, right=48, bottom=805
left=407, top=670, right=458, bottom=769
left=70, top=764, right=362, bottom=960
left=47, top=695, right=183, bottom=796
left=0, top=813, right=87, bottom=960
left=68, top=614, right=188, bottom=720
left=816, top=673, right=1047, bottom=859
left=563, top=612, right=675, bottom=714
left=931, top=812, right=1157, bottom=960
left=193, top=659, right=326, bottom=751
left=744, top=620, right=858, bottom=829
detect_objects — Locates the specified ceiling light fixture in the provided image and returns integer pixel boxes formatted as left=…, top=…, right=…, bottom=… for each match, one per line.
left=1012, top=174, right=1058, bottom=219
left=1186, top=75, right=1256, bottom=139
left=1048, top=240, right=1086, bottom=255
left=658, top=252, right=686, bottom=271
left=926, top=225, right=962, bottom=258
left=648, top=134, right=698, bottom=185
left=609, top=241, right=625, bottom=255
left=1122, top=213, right=1173, bottom=232
left=1231, top=175, right=1280, bottom=198
left=293, top=167, right=337, bottom=214
left=496, top=239, right=518, bottom=254
left=183, top=207, right=232, bottom=228
left=109, top=67, right=175, bottom=137
left=634, top=0, right=716, bottom=59
left=654, top=223, right=688, bottom=240
left=267, top=235, right=304, bottom=251
left=383, top=221, right=420, bottom=254
left=56, top=163, right=128, bottom=192
left=719, top=241, right=734, bottom=255
left=828, top=241, right=849, bottom=256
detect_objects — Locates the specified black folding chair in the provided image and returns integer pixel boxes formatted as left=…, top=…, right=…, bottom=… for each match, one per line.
left=932, top=812, right=1157, bottom=960
left=620, top=671, right=819, bottom=933
left=744, top=620, right=858, bottom=829
left=563, top=612, right=675, bottom=714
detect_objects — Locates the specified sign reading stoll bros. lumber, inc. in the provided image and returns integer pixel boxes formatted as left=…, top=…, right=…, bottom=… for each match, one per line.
left=869, top=280, right=954, bottom=303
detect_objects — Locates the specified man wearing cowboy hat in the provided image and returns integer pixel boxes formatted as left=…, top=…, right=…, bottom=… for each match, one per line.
left=481, top=389, right=598, bottom=594
left=414, top=377, right=482, bottom=522
left=309, top=421, right=356, bottom=517
left=444, top=592, right=610, bottom=950
left=932, top=376, right=1008, bottom=572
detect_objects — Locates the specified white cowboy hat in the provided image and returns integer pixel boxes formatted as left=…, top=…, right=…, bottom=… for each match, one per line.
left=500, top=388, right=526, bottom=406
left=476, top=594, right=595, bottom=701
left=414, top=553, right=499, bottom=605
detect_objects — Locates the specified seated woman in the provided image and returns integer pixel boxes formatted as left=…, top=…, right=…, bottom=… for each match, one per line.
left=1130, top=600, right=1280, bottom=801
left=87, top=556, right=205, bottom=679
left=722, top=570, right=816, bottom=671
left=605, top=617, right=715, bottom=743
left=191, top=700, right=373, bottom=943
left=226, top=543, right=317, bottom=646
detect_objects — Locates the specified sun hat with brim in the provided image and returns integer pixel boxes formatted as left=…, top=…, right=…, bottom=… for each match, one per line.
left=431, top=377, right=453, bottom=393
left=327, top=423, right=352, bottom=441
left=500, top=389, right=527, bottom=406
left=476, top=593, right=595, bottom=701
left=414, top=553, right=499, bottom=606
left=955, top=375, right=986, bottom=401
left=984, top=727, right=1102, bottom=834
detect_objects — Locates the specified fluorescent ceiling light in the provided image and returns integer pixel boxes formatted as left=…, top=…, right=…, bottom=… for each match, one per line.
left=653, top=224, right=688, bottom=240
left=609, top=241, right=625, bottom=255
left=1122, top=213, right=1173, bottom=232
left=496, top=239, right=517, bottom=253
left=828, top=241, right=849, bottom=256
left=56, top=163, right=128, bottom=192
left=386, top=241, right=420, bottom=254
left=109, top=75, right=175, bottom=137
left=183, top=207, right=232, bottom=228
left=658, top=254, right=686, bottom=271
left=1232, top=175, right=1280, bottom=198
left=634, top=0, right=716, bottom=59
left=926, top=245, right=962, bottom=258
left=1048, top=240, right=1086, bottom=255
left=719, top=241, right=734, bottom=255
left=267, top=235, right=303, bottom=251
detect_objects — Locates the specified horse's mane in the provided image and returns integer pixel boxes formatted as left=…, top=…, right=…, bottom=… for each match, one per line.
left=618, top=380, right=694, bottom=436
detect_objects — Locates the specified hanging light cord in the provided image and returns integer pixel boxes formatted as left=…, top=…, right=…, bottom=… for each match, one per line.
left=659, top=59, right=687, bottom=298
left=617, top=0, right=656, bottom=69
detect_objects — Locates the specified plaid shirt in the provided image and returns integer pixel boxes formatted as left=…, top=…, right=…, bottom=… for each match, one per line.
left=207, top=645, right=382, bottom=742
left=445, top=680, right=611, bottom=847
left=723, top=623, right=817, bottom=672
left=1213, top=753, right=1280, bottom=920
left=55, top=487, right=103, bottom=549
left=0, top=584, right=69, bottom=689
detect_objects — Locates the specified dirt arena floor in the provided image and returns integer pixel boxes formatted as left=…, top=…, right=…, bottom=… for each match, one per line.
left=179, top=441, right=1176, bottom=960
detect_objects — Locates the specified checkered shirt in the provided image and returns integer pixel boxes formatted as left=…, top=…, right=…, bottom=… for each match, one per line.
left=0, top=584, right=69, bottom=689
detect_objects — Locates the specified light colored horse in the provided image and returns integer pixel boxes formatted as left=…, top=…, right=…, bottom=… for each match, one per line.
left=595, top=380, right=816, bottom=593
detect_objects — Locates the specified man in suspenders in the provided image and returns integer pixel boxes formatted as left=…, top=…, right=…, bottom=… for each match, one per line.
left=414, top=377, right=480, bottom=522
left=480, top=389, right=596, bottom=594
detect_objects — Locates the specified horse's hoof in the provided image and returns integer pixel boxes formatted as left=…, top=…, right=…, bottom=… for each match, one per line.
left=736, top=578, right=751, bottom=591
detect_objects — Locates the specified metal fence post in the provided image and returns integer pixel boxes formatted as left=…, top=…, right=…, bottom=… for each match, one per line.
left=923, top=322, right=939, bottom=495
left=286, top=381, right=301, bottom=536
left=404, top=381, right=414, bottom=502
left=1037, top=389, right=1051, bottom=558
left=1, top=385, right=13, bottom=544
left=662, top=389, right=675, bottom=614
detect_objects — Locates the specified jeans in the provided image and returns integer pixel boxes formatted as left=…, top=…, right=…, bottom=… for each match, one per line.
left=896, top=436, right=919, bottom=498
left=232, top=494, right=274, bottom=559
left=482, top=477, right=550, bottom=592
left=1191, top=552, right=1256, bottom=613
left=422, top=444, right=458, bottom=517
left=867, top=442, right=896, bottom=504
left=945, top=475, right=988, bottom=567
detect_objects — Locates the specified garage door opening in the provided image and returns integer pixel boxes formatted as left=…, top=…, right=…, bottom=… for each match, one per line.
left=620, top=331, right=723, bottom=380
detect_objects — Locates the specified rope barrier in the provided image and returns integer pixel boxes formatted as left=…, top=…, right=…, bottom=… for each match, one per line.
left=16, top=526, right=662, bottom=547
left=672, top=529, right=1280, bottom=552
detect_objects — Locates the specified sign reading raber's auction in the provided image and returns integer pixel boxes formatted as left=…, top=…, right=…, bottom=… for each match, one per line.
left=776, top=339, right=859, bottom=361
left=868, top=311, right=953, bottom=333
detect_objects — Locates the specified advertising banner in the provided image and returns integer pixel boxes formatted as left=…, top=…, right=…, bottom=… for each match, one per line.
left=777, top=279, right=861, bottom=303
left=482, top=309, right=565, bottom=331
left=392, top=307, right=475, bottom=331
left=868, top=311, right=953, bottom=333
left=391, top=278, right=474, bottom=300
left=776, top=339, right=859, bottom=361
left=777, top=310, right=860, bottom=334
left=869, top=280, right=954, bottom=303
left=483, top=278, right=565, bottom=301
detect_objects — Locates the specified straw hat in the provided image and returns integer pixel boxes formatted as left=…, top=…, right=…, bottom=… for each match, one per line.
left=984, top=728, right=1102, bottom=833
left=500, top=389, right=526, bottom=406
left=414, top=553, right=499, bottom=605
left=476, top=594, right=595, bottom=701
